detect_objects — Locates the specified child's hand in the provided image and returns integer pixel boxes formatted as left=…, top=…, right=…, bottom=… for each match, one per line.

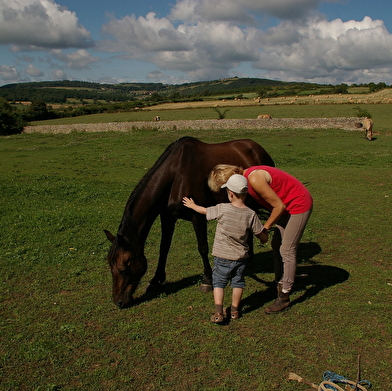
left=182, top=197, right=207, bottom=215
left=182, top=197, right=195, bottom=209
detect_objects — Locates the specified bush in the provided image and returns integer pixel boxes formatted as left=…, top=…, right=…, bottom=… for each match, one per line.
left=353, top=105, right=372, bottom=118
left=212, top=107, right=230, bottom=119
left=0, top=98, right=26, bottom=135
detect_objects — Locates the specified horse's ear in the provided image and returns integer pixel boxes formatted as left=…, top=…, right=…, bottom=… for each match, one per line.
left=104, top=230, right=116, bottom=243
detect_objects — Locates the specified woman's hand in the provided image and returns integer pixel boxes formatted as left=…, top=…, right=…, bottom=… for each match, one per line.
left=257, top=228, right=269, bottom=244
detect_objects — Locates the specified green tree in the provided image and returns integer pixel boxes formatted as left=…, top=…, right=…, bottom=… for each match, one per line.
left=369, top=82, right=387, bottom=93
left=334, top=83, right=348, bottom=94
left=0, top=98, right=25, bottom=136
left=26, top=100, right=49, bottom=120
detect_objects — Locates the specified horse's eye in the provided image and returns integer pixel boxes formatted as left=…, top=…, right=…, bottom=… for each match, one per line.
left=118, top=269, right=127, bottom=276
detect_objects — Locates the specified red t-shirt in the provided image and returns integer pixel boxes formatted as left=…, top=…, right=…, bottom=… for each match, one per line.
left=244, top=166, right=313, bottom=214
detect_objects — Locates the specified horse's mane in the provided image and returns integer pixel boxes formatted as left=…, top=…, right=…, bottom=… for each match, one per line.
left=118, top=137, right=198, bottom=237
left=128, top=136, right=197, bottom=207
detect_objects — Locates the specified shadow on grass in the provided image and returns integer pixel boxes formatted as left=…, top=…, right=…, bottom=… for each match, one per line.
left=130, top=242, right=349, bottom=312
left=242, top=242, right=350, bottom=314
left=132, top=274, right=204, bottom=306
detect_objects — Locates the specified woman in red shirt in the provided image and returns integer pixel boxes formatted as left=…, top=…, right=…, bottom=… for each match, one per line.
left=208, top=164, right=313, bottom=314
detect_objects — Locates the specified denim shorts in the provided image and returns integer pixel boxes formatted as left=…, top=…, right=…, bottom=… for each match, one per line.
left=212, top=256, right=247, bottom=289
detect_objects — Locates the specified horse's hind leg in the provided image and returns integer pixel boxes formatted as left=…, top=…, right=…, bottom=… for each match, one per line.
left=147, top=212, right=176, bottom=291
left=192, top=215, right=213, bottom=292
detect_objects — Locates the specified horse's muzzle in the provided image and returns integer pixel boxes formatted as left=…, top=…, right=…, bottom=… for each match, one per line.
left=115, top=297, right=134, bottom=309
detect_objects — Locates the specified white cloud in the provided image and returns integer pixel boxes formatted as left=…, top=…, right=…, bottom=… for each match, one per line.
left=100, top=12, right=190, bottom=53
left=255, top=16, right=392, bottom=83
left=1, top=0, right=391, bottom=86
left=15, top=54, right=36, bottom=63
left=0, top=65, right=20, bottom=82
left=50, top=69, right=68, bottom=80
left=50, top=49, right=99, bottom=69
left=95, top=2, right=392, bottom=84
left=98, top=75, right=128, bottom=84
left=100, top=11, right=260, bottom=80
left=244, top=0, right=320, bottom=20
left=169, top=0, right=320, bottom=23
left=169, top=0, right=255, bottom=24
left=147, top=70, right=165, bottom=80
left=151, top=22, right=260, bottom=80
left=25, top=64, right=44, bottom=77
left=0, top=0, right=93, bottom=49
left=167, top=0, right=198, bottom=22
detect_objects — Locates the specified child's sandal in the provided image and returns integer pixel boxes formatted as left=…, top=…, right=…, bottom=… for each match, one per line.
left=230, top=310, right=240, bottom=320
left=225, top=307, right=241, bottom=320
left=210, top=312, right=224, bottom=323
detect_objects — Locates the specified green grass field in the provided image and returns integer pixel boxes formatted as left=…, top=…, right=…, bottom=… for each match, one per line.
left=1, top=126, right=391, bottom=390
left=31, top=103, right=391, bottom=134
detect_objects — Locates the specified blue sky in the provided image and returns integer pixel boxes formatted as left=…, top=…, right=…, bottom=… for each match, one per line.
left=1, top=0, right=392, bottom=86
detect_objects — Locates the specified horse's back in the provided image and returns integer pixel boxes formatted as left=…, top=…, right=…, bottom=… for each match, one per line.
left=363, top=118, right=373, bottom=130
left=175, top=137, right=274, bottom=168
left=168, top=137, right=274, bottom=210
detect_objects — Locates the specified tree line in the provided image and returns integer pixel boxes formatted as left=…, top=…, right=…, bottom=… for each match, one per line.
left=1, top=78, right=390, bottom=135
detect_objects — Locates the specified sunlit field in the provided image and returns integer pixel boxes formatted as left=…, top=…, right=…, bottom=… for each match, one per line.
left=1, top=123, right=391, bottom=390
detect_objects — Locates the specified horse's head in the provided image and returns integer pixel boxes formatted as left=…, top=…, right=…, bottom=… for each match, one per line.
left=104, top=230, right=147, bottom=309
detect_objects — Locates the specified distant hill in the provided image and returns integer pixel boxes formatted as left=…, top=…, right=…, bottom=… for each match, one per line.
left=1, top=77, right=386, bottom=105
left=0, top=80, right=166, bottom=104
left=0, top=78, right=325, bottom=104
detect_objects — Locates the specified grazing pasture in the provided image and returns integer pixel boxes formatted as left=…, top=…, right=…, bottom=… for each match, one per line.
left=1, top=125, right=391, bottom=390
left=30, top=102, right=392, bottom=135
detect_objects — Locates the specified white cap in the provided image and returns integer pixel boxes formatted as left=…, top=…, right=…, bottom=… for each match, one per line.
left=221, top=174, right=248, bottom=194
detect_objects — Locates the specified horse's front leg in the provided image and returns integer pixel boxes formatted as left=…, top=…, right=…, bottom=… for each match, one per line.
left=147, top=211, right=176, bottom=291
left=192, top=215, right=213, bottom=292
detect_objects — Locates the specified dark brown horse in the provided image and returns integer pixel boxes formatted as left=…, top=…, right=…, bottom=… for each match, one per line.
left=105, top=137, right=274, bottom=308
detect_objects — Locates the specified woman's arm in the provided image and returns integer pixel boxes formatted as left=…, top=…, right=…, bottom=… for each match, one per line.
left=247, top=170, right=286, bottom=229
left=182, top=197, right=207, bottom=215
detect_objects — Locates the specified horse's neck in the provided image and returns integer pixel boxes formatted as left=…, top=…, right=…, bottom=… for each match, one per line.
left=119, top=173, right=171, bottom=242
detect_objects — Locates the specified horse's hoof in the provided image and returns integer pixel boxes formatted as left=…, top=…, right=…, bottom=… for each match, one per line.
left=199, top=284, right=213, bottom=293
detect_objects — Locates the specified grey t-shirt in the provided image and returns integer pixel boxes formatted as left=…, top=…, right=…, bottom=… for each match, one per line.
left=206, top=203, right=263, bottom=261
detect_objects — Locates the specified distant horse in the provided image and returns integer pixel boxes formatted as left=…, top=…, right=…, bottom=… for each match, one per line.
left=355, top=117, right=373, bottom=141
left=257, top=114, right=272, bottom=119
left=363, top=117, right=373, bottom=141
left=105, top=137, right=274, bottom=308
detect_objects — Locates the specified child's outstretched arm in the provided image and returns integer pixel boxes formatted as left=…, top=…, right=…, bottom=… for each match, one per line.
left=182, top=197, right=207, bottom=215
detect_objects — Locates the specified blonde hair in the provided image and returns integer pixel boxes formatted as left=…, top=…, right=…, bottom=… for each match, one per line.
left=208, top=164, right=243, bottom=192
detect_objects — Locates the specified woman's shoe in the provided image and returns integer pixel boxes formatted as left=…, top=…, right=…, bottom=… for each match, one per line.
left=264, top=292, right=290, bottom=314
